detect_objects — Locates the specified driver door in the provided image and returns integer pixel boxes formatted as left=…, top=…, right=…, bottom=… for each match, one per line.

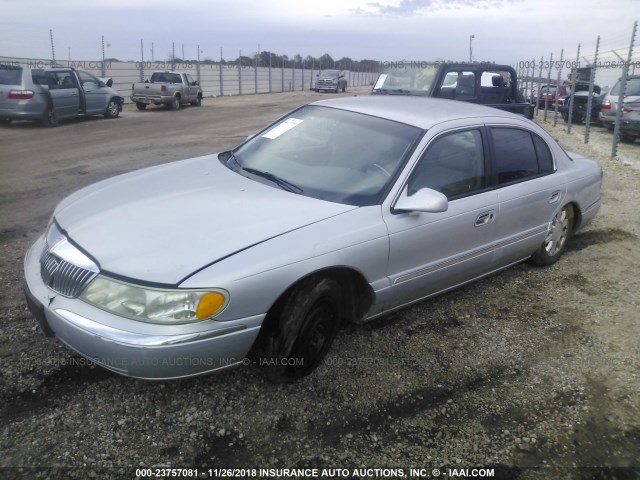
left=383, top=127, right=499, bottom=310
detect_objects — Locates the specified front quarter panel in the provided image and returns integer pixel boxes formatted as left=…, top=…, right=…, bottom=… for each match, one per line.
left=180, top=206, right=390, bottom=321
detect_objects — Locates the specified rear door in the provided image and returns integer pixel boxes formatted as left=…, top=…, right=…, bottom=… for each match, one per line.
left=488, top=124, right=566, bottom=267
left=46, top=71, right=81, bottom=119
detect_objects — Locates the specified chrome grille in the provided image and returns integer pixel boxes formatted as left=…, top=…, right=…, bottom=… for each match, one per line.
left=317, top=79, right=336, bottom=87
left=40, top=242, right=97, bottom=298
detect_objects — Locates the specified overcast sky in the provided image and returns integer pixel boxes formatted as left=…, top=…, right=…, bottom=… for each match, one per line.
left=1, top=0, right=637, bottom=70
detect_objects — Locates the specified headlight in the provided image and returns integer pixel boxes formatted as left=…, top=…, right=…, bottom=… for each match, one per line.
left=80, top=276, right=228, bottom=324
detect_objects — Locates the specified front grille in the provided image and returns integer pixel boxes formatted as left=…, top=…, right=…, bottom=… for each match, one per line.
left=40, top=242, right=97, bottom=298
left=317, top=79, right=336, bottom=87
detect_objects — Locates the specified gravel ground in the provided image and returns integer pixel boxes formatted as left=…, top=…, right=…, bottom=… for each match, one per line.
left=0, top=92, right=638, bottom=480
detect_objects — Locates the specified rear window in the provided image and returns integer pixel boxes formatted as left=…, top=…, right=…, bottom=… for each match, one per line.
left=0, top=66, right=22, bottom=85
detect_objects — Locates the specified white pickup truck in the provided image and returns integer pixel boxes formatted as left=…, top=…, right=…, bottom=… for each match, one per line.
left=131, top=71, right=203, bottom=111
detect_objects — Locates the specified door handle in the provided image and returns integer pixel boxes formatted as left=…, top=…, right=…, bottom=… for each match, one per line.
left=549, top=191, right=561, bottom=203
left=475, top=210, right=495, bottom=227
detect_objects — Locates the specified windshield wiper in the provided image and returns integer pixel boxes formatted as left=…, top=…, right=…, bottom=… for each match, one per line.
left=241, top=167, right=303, bottom=194
left=374, top=88, right=413, bottom=95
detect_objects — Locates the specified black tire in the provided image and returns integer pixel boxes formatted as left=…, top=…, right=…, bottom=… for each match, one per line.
left=42, top=107, right=59, bottom=127
left=342, top=84, right=346, bottom=93
left=190, top=95, right=202, bottom=107
left=0, top=117, right=11, bottom=125
left=530, top=204, right=574, bottom=266
left=136, top=102, right=147, bottom=111
left=104, top=99, right=120, bottom=118
left=264, top=276, right=343, bottom=382
left=170, top=95, right=181, bottom=111
left=620, top=134, right=636, bottom=143
left=315, top=89, right=319, bottom=93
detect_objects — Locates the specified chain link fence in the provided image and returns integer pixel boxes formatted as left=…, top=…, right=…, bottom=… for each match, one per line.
left=515, top=21, right=638, bottom=157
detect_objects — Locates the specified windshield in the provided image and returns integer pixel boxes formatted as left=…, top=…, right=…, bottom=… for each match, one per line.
left=372, top=62, right=439, bottom=95
left=318, top=69, right=340, bottom=78
left=0, top=65, right=22, bottom=85
left=225, top=105, right=422, bottom=206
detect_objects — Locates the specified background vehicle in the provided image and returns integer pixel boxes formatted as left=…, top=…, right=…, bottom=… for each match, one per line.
left=372, top=62, right=534, bottom=118
left=559, top=83, right=604, bottom=124
left=537, top=84, right=568, bottom=109
left=24, top=97, right=601, bottom=382
left=131, top=71, right=203, bottom=110
left=620, top=101, right=640, bottom=142
left=314, top=69, right=347, bottom=93
left=599, top=75, right=640, bottom=129
left=0, top=64, right=122, bottom=127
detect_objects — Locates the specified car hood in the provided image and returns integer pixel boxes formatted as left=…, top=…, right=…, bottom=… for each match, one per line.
left=54, top=154, right=356, bottom=285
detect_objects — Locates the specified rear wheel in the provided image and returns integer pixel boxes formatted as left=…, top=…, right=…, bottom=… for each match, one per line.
left=42, top=107, right=59, bottom=127
left=263, top=276, right=343, bottom=382
left=135, top=102, right=147, bottom=111
left=104, top=99, right=120, bottom=118
left=530, top=204, right=574, bottom=266
left=170, top=95, right=181, bottom=111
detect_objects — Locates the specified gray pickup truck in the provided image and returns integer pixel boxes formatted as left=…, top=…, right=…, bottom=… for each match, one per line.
left=131, top=71, right=203, bottom=111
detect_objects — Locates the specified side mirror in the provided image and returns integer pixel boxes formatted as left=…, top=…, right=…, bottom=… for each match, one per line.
left=394, top=186, right=448, bottom=213
left=192, top=81, right=199, bottom=86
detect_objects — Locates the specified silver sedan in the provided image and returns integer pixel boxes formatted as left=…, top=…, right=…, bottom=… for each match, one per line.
left=23, top=96, right=602, bottom=381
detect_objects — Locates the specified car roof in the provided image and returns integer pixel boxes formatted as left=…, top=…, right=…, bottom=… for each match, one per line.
left=311, top=96, right=522, bottom=129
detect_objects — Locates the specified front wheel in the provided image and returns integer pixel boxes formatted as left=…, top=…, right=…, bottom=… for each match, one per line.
left=263, top=276, right=343, bottom=382
left=190, top=95, right=202, bottom=107
left=104, top=99, right=120, bottom=118
left=135, top=102, right=147, bottom=111
left=530, top=204, right=574, bottom=266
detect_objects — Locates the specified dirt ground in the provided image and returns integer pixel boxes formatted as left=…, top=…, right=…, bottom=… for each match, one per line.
left=0, top=88, right=638, bottom=480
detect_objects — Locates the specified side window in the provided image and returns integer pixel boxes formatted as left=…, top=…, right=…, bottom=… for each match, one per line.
left=52, top=72, right=76, bottom=89
left=185, top=74, right=195, bottom=85
left=533, top=135, right=554, bottom=173
left=408, top=129, right=485, bottom=198
left=77, top=71, right=100, bottom=88
left=491, top=128, right=539, bottom=184
left=491, top=128, right=555, bottom=184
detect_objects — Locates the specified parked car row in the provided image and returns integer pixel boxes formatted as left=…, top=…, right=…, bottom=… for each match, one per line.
left=537, top=75, right=640, bottom=144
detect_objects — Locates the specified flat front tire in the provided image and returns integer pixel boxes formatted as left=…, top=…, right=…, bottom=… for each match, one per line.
left=530, top=204, right=574, bottom=266
left=264, top=276, right=343, bottom=382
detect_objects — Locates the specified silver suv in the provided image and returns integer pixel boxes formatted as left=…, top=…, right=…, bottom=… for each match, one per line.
left=599, top=75, right=640, bottom=129
left=0, top=63, right=123, bottom=127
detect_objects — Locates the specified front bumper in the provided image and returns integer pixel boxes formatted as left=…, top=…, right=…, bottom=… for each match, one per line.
left=24, top=236, right=263, bottom=380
